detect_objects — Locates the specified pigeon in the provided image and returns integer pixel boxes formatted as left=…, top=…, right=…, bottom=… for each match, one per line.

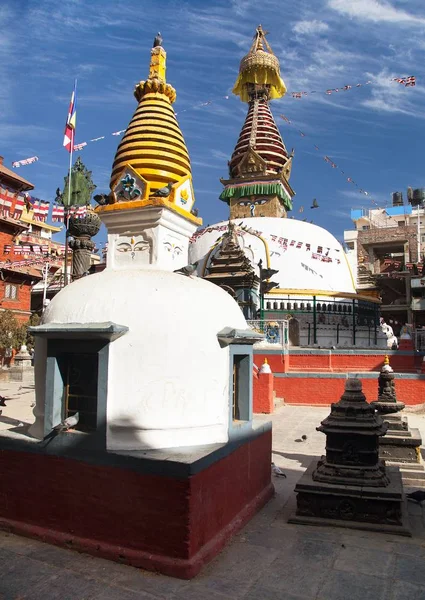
left=271, top=462, right=287, bottom=478
left=191, top=208, right=199, bottom=217
left=311, top=198, right=319, bottom=209
left=153, top=32, right=163, bottom=47
left=301, top=434, right=308, bottom=441
left=53, top=412, right=80, bottom=432
left=152, top=182, right=173, bottom=197
left=406, top=490, right=425, bottom=504
left=94, top=193, right=111, bottom=206
left=0, top=396, right=7, bottom=407
left=174, top=262, right=198, bottom=277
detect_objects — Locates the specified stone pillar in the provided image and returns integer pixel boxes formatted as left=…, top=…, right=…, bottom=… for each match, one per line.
left=68, top=208, right=101, bottom=279
left=9, top=345, right=34, bottom=384
left=253, top=359, right=274, bottom=414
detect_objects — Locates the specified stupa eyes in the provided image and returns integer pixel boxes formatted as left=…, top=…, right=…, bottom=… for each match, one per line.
left=238, top=198, right=268, bottom=206
left=117, top=243, right=132, bottom=253
left=117, top=241, right=149, bottom=253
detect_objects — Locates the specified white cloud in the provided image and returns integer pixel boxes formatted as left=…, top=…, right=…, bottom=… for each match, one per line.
left=293, top=20, right=329, bottom=35
left=328, top=0, right=425, bottom=25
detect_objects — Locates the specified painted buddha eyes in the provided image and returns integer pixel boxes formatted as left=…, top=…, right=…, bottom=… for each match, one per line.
left=238, top=198, right=268, bottom=206
left=117, top=241, right=149, bottom=252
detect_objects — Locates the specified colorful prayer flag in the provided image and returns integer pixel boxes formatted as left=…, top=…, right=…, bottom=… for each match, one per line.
left=63, top=81, right=77, bottom=153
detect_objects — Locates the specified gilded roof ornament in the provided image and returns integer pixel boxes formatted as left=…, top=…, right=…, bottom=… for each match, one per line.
left=232, top=25, right=287, bottom=102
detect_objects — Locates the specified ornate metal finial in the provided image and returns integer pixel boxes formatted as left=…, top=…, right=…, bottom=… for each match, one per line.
left=384, top=355, right=390, bottom=365
left=264, top=358, right=268, bottom=364
left=232, top=25, right=286, bottom=102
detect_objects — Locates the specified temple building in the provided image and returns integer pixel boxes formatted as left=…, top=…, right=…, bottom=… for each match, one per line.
left=189, top=26, right=383, bottom=348
left=8, top=35, right=273, bottom=578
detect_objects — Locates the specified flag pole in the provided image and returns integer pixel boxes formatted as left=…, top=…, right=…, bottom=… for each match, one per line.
left=63, top=79, right=77, bottom=287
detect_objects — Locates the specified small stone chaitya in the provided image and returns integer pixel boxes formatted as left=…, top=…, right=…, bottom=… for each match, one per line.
left=290, top=378, right=410, bottom=535
left=371, top=356, right=422, bottom=468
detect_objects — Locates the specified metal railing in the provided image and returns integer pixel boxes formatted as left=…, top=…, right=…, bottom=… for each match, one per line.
left=415, top=330, right=425, bottom=352
left=247, top=320, right=288, bottom=347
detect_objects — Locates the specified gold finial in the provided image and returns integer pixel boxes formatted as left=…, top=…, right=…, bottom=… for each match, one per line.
left=232, top=26, right=286, bottom=102
left=384, top=355, right=390, bottom=365
left=264, top=358, right=268, bottom=364
left=134, top=34, right=177, bottom=104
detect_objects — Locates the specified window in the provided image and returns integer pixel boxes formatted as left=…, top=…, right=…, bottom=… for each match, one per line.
left=362, top=225, right=370, bottom=231
left=231, top=354, right=250, bottom=422
left=5, top=284, right=18, bottom=300
left=398, top=221, right=406, bottom=227
left=58, top=353, right=99, bottom=432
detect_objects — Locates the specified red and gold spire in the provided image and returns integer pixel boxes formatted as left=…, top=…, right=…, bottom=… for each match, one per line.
left=220, top=26, right=294, bottom=220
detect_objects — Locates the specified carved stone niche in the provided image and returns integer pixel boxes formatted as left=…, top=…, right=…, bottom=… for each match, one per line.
left=289, top=379, right=411, bottom=536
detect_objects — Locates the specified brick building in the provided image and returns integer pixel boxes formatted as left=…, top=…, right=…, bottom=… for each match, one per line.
left=0, top=157, right=42, bottom=323
left=344, top=190, right=425, bottom=341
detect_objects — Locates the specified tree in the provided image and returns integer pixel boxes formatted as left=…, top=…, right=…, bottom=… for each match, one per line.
left=0, top=310, right=26, bottom=350
left=25, top=313, right=41, bottom=350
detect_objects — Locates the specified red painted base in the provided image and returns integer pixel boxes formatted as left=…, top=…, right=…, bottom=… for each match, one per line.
left=0, top=430, right=273, bottom=579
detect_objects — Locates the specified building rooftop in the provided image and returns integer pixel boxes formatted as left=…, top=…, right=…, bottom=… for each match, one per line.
left=0, top=157, right=34, bottom=191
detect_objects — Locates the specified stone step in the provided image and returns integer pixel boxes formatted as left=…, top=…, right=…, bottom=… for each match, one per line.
left=274, top=396, right=285, bottom=409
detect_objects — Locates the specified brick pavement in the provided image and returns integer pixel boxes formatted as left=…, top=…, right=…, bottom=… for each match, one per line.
left=1, top=383, right=425, bottom=599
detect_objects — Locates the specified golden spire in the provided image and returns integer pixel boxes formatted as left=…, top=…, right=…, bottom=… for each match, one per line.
left=105, top=35, right=198, bottom=221
left=232, top=25, right=287, bottom=102
left=384, top=355, right=390, bottom=365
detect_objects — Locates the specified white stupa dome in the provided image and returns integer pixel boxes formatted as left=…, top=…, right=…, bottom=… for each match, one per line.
left=189, top=217, right=356, bottom=295
left=40, top=268, right=247, bottom=450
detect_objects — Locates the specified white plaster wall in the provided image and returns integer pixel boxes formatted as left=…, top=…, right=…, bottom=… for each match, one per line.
left=189, top=218, right=356, bottom=294
left=38, top=269, right=247, bottom=451
left=102, top=206, right=197, bottom=273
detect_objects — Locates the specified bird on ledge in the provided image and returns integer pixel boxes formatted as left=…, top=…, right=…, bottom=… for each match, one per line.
left=152, top=182, right=173, bottom=198
left=153, top=32, right=163, bottom=47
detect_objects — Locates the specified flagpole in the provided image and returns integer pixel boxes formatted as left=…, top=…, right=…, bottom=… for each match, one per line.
left=63, top=78, right=77, bottom=287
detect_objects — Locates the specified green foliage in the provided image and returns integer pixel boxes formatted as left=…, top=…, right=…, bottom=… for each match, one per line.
left=59, top=156, right=97, bottom=208
left=0, top=310, right=26, bottom=350
left=26, top=313, right=41, bottom=350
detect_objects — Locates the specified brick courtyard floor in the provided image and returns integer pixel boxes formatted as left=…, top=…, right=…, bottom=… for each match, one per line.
left=1, top=381, right=425, bottom=599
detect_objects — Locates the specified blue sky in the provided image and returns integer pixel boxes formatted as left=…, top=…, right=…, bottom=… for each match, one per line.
left=1, top=0, right=424, bottom=248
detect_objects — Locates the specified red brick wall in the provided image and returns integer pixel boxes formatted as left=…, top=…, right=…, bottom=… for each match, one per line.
left=274, top=376, right=424, bottom=406
left=0, top=430, right=273, bottom=579
left=254, top=351, right=420, bottom=374
left=253, top=372, right=274, bottom=413
left=0, top=279, right=32, bottom=319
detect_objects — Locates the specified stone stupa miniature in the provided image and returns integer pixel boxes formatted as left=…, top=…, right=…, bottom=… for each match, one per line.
left=290, top=378, right=410, bottom=536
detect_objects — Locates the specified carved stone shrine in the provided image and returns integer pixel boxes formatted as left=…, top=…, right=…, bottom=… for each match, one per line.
left=290, top=378, right=410, bottom=535
left=370, top=356, right=423, bottom=485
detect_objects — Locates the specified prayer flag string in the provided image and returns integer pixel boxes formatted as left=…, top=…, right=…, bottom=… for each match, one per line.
left=277, top=113, right=381, bottom=208
left=10, top=75, right=415, bottom=168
